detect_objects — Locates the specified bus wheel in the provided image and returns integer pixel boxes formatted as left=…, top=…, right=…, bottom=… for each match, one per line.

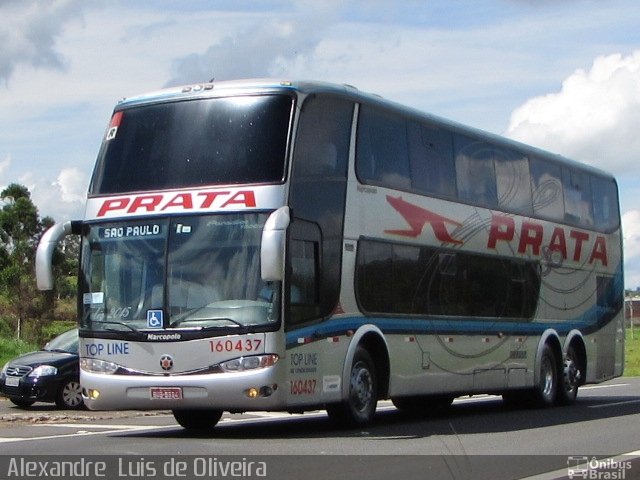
left=327, top=347, right=377, bottom=427
left=172, top=409, right=223, bottom=431
left=533, top=344, right=558, bottom=407
left=556, top=344, right=582, bottom=405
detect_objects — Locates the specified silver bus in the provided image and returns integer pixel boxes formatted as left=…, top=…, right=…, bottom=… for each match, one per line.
left=36, top=79, right=624, bottom=430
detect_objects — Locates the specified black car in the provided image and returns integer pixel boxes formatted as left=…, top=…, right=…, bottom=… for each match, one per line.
left=0, top=328, right=83, bottom=409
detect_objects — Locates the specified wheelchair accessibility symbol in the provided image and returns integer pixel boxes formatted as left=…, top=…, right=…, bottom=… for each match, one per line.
left=147, top=310, right=163, bottom=328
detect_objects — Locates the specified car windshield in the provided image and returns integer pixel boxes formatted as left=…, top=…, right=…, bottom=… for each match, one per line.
left=79, top=213, right=279, bottom=333
left=44, top=329, right=78, bottom=354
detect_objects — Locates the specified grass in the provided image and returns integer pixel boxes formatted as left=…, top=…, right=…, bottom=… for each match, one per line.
left=625, top=327, right=640, bottom=377
left=0, top=336, right=37, bottom=368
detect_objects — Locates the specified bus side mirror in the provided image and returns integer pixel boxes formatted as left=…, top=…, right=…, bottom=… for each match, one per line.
left=36, top=220, right=82, bottom=290
left=261, top=207, right=290, bottom=282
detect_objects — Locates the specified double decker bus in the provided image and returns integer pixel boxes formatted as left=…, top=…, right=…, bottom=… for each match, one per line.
left=36, top=79, right=623, bottom=430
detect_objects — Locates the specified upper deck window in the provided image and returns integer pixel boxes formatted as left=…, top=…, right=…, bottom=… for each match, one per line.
left=89, top=94, right=293, bottom=195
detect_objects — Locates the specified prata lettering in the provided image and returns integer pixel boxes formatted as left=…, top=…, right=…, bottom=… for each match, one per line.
left=97, top=190, right=257, bottom=217
left=488, top=215, right=608, bottom=266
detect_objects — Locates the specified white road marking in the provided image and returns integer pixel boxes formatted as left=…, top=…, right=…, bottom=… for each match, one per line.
left=588, top=399, right=640, bottom=408
left=580, top=383, right=630, bottom=390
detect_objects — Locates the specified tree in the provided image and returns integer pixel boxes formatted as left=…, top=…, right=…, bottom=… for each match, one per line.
left=0, top=184, right=52, bottom=339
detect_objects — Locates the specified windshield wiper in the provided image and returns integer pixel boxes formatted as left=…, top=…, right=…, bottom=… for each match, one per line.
left=172, top=317, right=244, bottom=329
left=94, top=320, right=143, bottom=335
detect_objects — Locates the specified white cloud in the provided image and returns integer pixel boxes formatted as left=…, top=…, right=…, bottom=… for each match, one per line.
left=623, top=210, right=640, bottom=257
left=506, top=51, right=640, bottom=174
left=20, top=169, right=86, bottom=221
left=0, top=0, right=85, bottom=84
left=166, top=3, right=342, bottom=86
left=55, top=167, right=88, bottom=203
left=0, top=155, right=10, bottom=177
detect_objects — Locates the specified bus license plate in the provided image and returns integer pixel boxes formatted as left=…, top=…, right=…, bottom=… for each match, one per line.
left=150, top=387, right=182, bottom=400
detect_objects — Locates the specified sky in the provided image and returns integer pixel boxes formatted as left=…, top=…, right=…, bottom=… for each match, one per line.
left=1, top=0, right=640, bottom=289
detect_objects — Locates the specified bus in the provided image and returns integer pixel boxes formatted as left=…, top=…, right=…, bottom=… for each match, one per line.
left=36, top=79, right=624, bottom=430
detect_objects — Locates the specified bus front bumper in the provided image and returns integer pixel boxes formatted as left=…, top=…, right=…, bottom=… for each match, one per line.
left=80, top=366, right=284, bottom=411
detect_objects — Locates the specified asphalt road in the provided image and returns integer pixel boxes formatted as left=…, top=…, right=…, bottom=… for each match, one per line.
left=2, top=378, right=640, bottom=479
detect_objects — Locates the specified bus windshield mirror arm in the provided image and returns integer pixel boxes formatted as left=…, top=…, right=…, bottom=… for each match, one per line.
left=261, top=206, right=290, bottom=282
left=36, top=220, right=83, bottom=290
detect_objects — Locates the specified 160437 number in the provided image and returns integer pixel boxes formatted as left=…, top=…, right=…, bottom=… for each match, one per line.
left=209, top=338, right=262, bottom=353
left=290, top=379, right=317, bottom=395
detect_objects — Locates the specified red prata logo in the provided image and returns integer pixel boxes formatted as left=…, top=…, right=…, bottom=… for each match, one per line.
left=385, top=195, right=462, bottom=244
left=96, top=190, right=257, bottom=217
left=385, top=195, right=609, bottom=266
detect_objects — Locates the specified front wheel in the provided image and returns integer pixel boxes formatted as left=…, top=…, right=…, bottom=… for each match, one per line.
left=10, top=398, right=35, bottom=408
left=326, top=347, right=377, bottom=427
left=56, top=378, right=84, bottom=409
left=172, top=409, right=223, bottom=432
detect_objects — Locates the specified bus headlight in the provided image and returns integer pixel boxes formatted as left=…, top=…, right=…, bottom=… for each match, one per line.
left=219, top=354, right=279, bottom=372
left=80, top=358, right=119, bottom=374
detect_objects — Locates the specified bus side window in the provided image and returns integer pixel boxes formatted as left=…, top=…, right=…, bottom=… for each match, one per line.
left=563, top=168, right=594, bottom=226
left=454, top=135, right=498, bottom=208
left=530, top=157, right=565, bottom=221
left=356, top=105, right=411, bottom=190
left=591, top=176, right=620, bottom=231
left=408, top=121, right=456, bottom=198
left=494, top=148, right=533, bottom=215
left=289, top=239, right=320, bottom=325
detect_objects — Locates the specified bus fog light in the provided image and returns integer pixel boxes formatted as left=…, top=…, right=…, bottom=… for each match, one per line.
left=86, top=388, right=100, bottom=400
left=246, top=388, right=259, bottom=399
left=260, top=385, right=275, bottom=397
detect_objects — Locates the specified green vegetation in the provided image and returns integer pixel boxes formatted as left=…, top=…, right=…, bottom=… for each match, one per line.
left=0, top=183, right=78, bottom=349
left=0, top=336, right=37, bottom=368
left=624, top=328, right=640, bottom=377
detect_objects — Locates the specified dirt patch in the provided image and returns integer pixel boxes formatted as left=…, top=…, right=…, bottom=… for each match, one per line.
left=0, top=398, right=169, bottom=426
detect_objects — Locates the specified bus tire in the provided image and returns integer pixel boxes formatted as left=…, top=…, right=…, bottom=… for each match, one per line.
left=327, top=347, right=377, bottom=427
left=172, top=409, right=223, bottom=431
left=532, top=343, right=558, bottom=407
left=556, top=343, right=582, bottom=405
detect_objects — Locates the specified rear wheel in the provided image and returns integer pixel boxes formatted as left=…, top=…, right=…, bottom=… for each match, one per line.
left=556, top=344, right=582, bottom=405
left=532, top=344, right=558, bottom=407
left=327, top=347, right=377, bottom=427
left=172, top=409, right=223, bottom=432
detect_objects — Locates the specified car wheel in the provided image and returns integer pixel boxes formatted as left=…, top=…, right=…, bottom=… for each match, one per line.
left=56, top=378, right=84, bottom=409
left=10, top=398, right=35, bottom=409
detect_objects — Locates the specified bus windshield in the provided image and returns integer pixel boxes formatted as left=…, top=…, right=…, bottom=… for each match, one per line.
left=79, top=213, right=279, bottom=333
left=89, top=94, right=293, bottom=195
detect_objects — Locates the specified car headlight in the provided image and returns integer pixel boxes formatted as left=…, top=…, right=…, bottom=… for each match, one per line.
left=1, top=363, right=8, bottom=375
left=28, top=365, right=58, bottom=377
left=219, top=354, right=279, bottom=372
left=80, top=358, right=119, bottom=374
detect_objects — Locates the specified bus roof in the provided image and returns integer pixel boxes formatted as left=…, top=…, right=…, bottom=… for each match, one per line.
left=115, top=78, right=615, bottom=182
